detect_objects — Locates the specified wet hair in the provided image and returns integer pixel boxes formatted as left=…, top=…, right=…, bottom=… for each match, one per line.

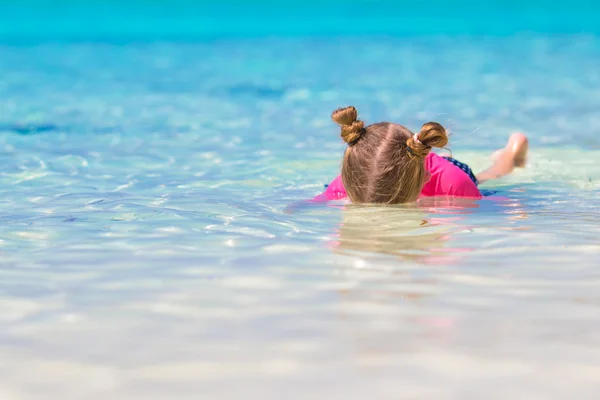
left=332, top=106, right=448, bottom=204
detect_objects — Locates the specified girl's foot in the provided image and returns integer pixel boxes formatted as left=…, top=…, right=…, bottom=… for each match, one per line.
left=477, top=133, right=529, bottom=184
left=491, top=133, right=528, bottom=167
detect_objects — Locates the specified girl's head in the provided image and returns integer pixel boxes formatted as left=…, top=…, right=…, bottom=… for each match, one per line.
left=333, top=106, right=448, bottom=204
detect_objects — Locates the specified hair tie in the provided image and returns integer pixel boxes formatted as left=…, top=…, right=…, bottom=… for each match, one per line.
left=405, top=132, right=421, bottom=156
left=413, top=133, right=421, bottom=144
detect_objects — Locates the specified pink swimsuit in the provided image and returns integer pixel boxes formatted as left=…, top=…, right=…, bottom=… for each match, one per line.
left=314, top=153, right=482, bottom=202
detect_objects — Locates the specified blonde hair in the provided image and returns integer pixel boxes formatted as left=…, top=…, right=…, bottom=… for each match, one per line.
left=332, top=106, right=448, bottom=204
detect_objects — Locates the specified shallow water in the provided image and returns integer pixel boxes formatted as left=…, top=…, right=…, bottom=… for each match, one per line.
left=2, top=34, right=600, bottom=399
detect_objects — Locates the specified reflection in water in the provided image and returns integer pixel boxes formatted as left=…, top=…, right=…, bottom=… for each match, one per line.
left=332, top=204, right=472, bottom=264
left=331, top=195, right=531, bottom=262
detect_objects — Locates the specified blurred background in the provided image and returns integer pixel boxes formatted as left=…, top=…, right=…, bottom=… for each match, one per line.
left=2, top=0, right=600, bottom=39
left=1, top=1, right=600, bottom=400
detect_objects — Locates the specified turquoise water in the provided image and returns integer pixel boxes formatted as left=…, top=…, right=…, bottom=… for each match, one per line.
left=2, top=0, right=600, bottom=39
left=2, top=2, right=600, bottom=399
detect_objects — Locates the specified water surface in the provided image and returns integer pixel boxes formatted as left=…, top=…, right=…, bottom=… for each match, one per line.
left=1, top=29, right=600, bottom=400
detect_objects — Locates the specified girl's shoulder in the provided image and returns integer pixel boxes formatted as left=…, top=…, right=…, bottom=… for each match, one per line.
left=422, top=153, right=482, bottom=198
left=313, top=175, right=347, bottom=202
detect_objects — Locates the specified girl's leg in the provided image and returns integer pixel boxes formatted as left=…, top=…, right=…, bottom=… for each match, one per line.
left=476, top=133, right=528, bottom=184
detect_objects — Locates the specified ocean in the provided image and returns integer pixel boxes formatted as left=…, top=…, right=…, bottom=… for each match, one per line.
left=1, top=1, right=600, bottom=399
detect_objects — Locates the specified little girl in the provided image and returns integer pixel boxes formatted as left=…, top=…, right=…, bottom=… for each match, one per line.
left=315, top=106, right=528, bottom=203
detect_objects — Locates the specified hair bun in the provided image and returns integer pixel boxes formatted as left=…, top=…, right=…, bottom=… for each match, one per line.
left=406, top=122, right=448, bottom=158
left=332, top=106, right=365, bottom=145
